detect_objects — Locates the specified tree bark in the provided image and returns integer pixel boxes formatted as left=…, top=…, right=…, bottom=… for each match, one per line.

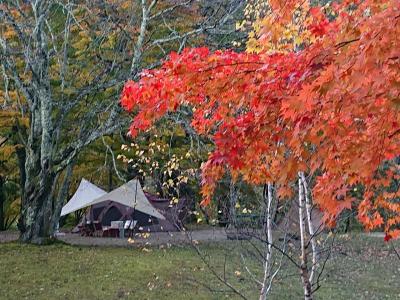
left=259, top=182, right=274, bottom=300
left=18, top=162, right=56, bottom=243
left=51, top=162, right=74, bottom=234
left=300, top=172, right=318, bottom=284
left=298, top=177, right=313, bottom=300
left=15, top=146, right=26, bottom=197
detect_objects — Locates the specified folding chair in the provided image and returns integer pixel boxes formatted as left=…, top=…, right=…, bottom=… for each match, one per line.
left=125, top=220, right=137, bottom=238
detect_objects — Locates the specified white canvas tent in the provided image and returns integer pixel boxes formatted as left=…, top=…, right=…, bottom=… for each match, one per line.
left=61, top=178, right=107, bottom=216
left=61, top=179, right=165, bottom=220
left=87, top=179, right=165, bottom=220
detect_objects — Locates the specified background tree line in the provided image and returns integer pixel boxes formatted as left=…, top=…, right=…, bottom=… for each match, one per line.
left=0, top=0, right=246, bottom=243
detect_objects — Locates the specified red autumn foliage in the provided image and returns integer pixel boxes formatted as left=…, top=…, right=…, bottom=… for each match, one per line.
left=121, top=0, right=400, bottom=238
left=384, top=233, right=392, bottom=242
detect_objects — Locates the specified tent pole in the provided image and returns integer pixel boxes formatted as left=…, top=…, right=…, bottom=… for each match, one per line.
left=129, top=179, right=138, bottom=236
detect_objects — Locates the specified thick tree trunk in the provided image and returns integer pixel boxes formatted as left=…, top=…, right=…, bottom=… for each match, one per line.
left=51, top=163, right=74, bottom=234
left=18, top=152, right=56, bottom=244
left=19, top=184, right=55, bottom=243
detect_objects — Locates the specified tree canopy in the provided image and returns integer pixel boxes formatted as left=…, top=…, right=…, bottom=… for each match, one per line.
left=121, top=0, right=400, bottom=239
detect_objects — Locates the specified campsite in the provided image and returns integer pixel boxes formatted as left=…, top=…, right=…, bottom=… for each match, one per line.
left=59, top=179, right=181, bottom=237
left=1, top=1, right=400, bottom=299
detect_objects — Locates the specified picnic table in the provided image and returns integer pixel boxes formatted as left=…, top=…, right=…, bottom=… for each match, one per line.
left=102, top=220, right=137, bottom=238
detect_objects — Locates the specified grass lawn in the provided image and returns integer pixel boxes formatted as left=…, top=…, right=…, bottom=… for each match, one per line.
left=0, top=233, right=399, bottom=300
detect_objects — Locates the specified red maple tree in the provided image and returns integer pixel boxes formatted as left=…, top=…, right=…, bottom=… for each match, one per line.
left=121, top=0, right=400, bottom=238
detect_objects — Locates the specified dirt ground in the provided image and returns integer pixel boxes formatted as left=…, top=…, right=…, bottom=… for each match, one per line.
left=58, top=229, right=228, bottom=247
left=0, top=229, right=387, bottom=247
left=0, top=228, right=228, bottom=247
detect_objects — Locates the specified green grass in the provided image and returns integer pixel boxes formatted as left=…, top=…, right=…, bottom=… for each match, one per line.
left=0, top=234, right=399, bottom=299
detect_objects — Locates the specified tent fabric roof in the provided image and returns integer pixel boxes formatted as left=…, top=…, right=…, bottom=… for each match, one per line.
left=61, top=178, right=107, bottom=216
left=87, top=179, right=165, bottom=220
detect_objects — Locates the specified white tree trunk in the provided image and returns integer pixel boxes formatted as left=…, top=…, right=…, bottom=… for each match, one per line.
left=298, top=176, right=313, bottom=300
left=259, top=182, right=274, bottom=300
left=300, top=172, right=318, bottom=283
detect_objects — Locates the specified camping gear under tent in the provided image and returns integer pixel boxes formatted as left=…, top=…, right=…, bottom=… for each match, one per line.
left=61, top=179, right=184, bottom=234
